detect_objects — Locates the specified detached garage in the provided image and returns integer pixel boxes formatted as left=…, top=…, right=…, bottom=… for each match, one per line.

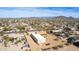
left=31, top=33, right=46, bottom=44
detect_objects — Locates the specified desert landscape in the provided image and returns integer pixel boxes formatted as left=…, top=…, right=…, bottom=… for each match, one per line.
left=0, top=7, right=79, bottom=51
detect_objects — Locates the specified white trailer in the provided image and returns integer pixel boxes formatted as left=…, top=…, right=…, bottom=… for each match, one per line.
left=31, top=33, right=46, bottom=44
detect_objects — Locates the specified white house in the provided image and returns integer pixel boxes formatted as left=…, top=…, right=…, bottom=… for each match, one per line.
left=31, top=33, right=46, bottom=44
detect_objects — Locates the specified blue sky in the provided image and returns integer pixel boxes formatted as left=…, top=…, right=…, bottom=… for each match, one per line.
left=0, top=7, right=79, bottom=18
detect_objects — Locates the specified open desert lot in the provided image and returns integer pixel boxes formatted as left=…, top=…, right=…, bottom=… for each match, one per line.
left=23, top=33, right=79, bottom=51
left=0, top=7, right=79, bottom=51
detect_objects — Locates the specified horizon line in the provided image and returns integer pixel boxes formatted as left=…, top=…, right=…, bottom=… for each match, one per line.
left=0, top=16, right=78, bottom=18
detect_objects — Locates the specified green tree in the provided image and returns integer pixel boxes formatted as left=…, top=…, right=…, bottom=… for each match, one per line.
left=3, top=26, right=12, bottom=31
left=0, top=31, right=4, bottom=36
left=17, top=26, right=25, bottom=31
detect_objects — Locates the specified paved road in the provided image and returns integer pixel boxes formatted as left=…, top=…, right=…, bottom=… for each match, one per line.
left=2, top=31, right=27, bottom=34
left=2, top=30, right=41, bottom=34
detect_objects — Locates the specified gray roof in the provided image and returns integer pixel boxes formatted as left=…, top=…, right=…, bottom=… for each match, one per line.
left=74, top=35, right=79, bottom=40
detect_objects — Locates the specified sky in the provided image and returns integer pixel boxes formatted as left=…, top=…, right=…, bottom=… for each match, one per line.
left=0, top=7, right=79, bottom=18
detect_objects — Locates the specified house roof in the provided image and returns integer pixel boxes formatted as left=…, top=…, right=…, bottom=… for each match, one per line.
left=74, top=35, right=79, bottom=40
left=69, top=35, right=79, bottom=40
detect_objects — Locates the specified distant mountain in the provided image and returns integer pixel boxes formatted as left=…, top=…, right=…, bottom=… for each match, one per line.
left=0, top=16, right=79, bottom=21
left=25, top=16, right=79, bottom=21
left=47, top=16, right=79, bottom=21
